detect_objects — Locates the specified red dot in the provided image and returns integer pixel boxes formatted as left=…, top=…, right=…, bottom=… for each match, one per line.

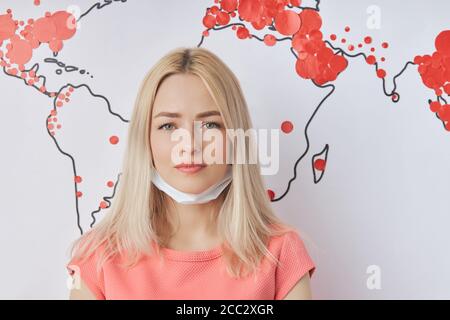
left=377, top=68, right=386, bottom=78
left=216, top=11, right=230, bottom=25
left=74, top=175, right=82, bottom=183
left=210, top=5, right=219, bottom=14
left=366, top=55, right=376, bottom=65
left=281, top=121, right=294, bottom=133
left=202, top=14, right=216, bottom=28
left=364, top=36, right=372, bottom=44
left=100, top=201, right=108, bottom=209
left=391, top=93, right=399, bottom=102
left=314, top=159, right=326, bottom=171
left=330, top=34, right=337, bottom=41
left=221, top=0, right=238, bottom=12
left=107, top=181, right=114, bottom=188
left=267, top=189, right=275, bottom=201
left=109, top=135, right=119, bottom=145
left=76, top=191, right=82, bottom=198
left=382, top=42, right=389, bottom=49
left=264, top=34, right=276, bottom=46
left=430, top=101, right=441, bottom=113
left=344, top=26, right=350, bottom=32
left=236, top=26, right=249, bottom=39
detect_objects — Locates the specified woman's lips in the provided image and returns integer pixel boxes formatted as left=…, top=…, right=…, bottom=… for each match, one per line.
left=175, top=164, right=207, bottom=174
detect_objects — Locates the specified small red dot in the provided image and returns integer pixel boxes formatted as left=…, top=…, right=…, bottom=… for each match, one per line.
left=366, top=55, right=376, bottom=65
left=109, top=135, right=119, bottom=145
left=281, top=121, right=294, bottom=134
left=364, top=36, right=372, bottom=44
left=377, top=68, right=386, bottom=78
left=314, top=159, right=326, bottom=171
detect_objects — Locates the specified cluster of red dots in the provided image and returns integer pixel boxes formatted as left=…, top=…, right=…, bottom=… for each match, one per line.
left=329, top=26, right=389, bottom=79
left=429, top=100, right=450, bottom=131
left=46, top=87, right=72, bottom=136
left=0, top=9, right=76, bottom=84
left=202, top=0, right=349, bottom=85
left=414, top=30, right=450, bottom=131
left=55, top=86, right=73, bottom=108
left=292, top=9, right=349, bottom=85
left=414, top=30, right=450, bottom=98
left=0, top=57, right=48, bottom=91
left=74, top=175, right=115, bottom=209
left=47, top=109, right=61, bottom=136
left=49, top=86, right=123, bottom=143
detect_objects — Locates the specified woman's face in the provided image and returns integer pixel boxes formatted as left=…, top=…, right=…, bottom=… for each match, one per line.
left=150, top=73, right=229, bottom=194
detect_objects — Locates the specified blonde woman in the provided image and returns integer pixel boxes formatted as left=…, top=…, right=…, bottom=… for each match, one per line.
left=66, top=47, right=315, bottom=300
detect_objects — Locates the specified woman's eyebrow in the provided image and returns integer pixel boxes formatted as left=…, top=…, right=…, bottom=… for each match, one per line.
left=196, top=110, right=221, bottom=119
left=153, top=110, right=221, bottom=119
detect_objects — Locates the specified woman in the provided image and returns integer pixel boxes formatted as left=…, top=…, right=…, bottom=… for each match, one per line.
left=66, top=47, right=315, bottom=300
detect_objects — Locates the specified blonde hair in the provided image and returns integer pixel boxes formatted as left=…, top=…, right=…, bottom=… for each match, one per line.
left=68, top=47, right=296, bottom=279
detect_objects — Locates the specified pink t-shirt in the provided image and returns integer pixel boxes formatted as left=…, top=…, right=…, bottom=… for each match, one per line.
left=66, top=230, right=315, bottom=300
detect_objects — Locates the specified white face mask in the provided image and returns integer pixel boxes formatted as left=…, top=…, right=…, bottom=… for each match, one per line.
left=151, top=165, right=232, bottom=205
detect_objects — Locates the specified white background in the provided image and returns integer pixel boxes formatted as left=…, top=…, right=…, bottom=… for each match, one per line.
left=0, top=0, right=449, bottom=299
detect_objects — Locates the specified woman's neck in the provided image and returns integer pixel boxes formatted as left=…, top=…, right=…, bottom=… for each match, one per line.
left=164, top=196, right=224, bottom=251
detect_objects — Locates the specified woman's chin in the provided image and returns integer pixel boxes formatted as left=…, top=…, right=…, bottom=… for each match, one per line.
left=174, top=184, right=207, bottom=194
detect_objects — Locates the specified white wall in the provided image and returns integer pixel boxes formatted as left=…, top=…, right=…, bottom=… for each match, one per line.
left=0, top=0, right=448, bottom=299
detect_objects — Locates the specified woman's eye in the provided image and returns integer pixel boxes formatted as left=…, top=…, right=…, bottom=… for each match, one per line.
left=202, top=122, right=221, bottom=129
left=158, top=123, right=175, bottom=130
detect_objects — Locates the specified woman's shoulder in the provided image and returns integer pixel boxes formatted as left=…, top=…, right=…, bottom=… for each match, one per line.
left=268, top=228, right=305, bottom=251
left=266, top=227, right=316, bottom=299
left=266, top=228, right=315, bottom=271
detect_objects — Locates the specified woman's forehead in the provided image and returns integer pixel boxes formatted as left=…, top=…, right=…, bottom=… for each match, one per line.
left=153, top=74, right=219, bottom=115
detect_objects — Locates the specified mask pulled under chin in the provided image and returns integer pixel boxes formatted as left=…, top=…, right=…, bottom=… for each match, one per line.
left=151, top=165, right=232, bottom=205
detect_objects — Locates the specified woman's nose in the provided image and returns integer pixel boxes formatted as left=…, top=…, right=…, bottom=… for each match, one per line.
left=180, top=121, right=203, bottom=157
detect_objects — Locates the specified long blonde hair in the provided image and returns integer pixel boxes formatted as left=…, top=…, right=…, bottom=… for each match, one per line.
left=68, top=47, right=296, bottom=278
